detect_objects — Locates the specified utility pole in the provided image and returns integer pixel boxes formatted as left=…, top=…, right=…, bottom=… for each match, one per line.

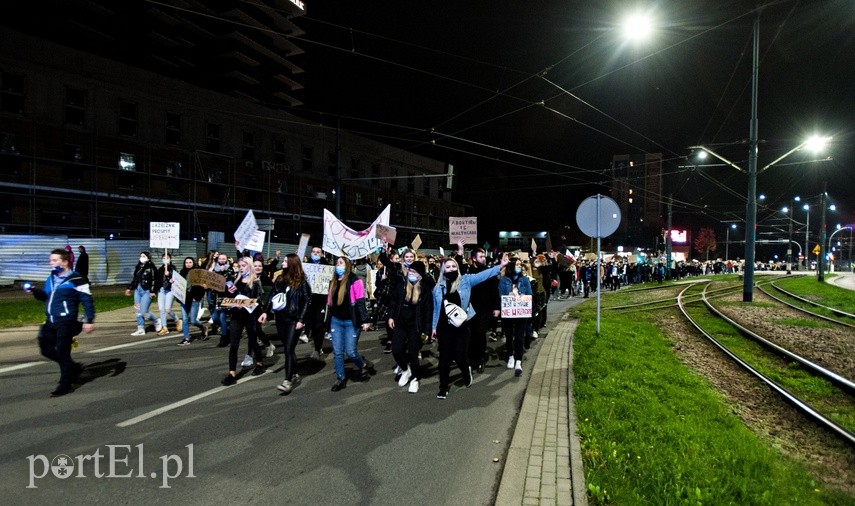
left=786, top=202, right=794, bottom=274
left=666, top=194, right=673, bottom=279
left=818, top=181, right=827, bottom=282
left=743, top=11, right=760, bottom=302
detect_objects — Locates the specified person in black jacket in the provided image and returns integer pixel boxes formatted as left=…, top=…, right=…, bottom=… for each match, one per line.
left=125, top=251, right=160, bottom=336
left=259, top=253, right=311, bottom=394
left=27, top=248, right=95, bottom=397
left=386, top=260, right=434, bottom=394
left=304, top=246, right=330, bottom=360
left=155, top=252, right=178, bottom=336
left=221, top=256, right=265, bottom=386
left=455, top=240, right=500, bottom=374
left=75, top=245, right=89, bottom=278
left=177, top=257, right=208, bottom=346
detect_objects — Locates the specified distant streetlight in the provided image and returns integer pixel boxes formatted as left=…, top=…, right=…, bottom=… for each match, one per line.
left=621, top=11, right=654, bottom=41
left=725, top=223, right=737, bottom=262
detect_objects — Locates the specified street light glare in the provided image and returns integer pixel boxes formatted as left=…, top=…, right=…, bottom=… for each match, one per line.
left=805, top=135, right=831, bottom=153
left=621, top=12, right=653, bottom=41
left=696, top=150, right=707, bottom=160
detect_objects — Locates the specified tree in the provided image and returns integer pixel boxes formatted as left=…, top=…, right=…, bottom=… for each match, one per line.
left=694, top=227, right=718, bottom=261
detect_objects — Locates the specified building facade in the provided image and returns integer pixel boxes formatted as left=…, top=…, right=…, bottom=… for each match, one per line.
left=609, top=153, right=664, bottom=247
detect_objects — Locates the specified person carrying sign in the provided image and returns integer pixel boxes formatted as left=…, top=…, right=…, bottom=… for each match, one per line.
left=221, top=256, right=265, bottom=386
left=304, top=246, right=330, bottom=361
left=499, top=257, right=533, bottom=378
left=125, top=251, right=159, bottom=336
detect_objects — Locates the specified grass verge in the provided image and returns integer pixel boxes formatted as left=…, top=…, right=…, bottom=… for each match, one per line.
left=0, top=295, right=131, bottom=328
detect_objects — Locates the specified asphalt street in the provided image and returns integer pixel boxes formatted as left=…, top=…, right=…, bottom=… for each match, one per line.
left=0, top=295, right=580, bottom=504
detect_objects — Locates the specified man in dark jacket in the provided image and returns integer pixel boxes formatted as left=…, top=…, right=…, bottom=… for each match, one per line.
left=457, top=242, right=500, bottom=373
left=304, top=246, right=330, bottom=360
left=76, top=245, right=89, bottom=278
left=27, top=248, right=95, bottom=397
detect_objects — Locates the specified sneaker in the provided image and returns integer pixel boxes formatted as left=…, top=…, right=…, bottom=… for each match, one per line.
left=221, top=374, right=237, bottom=386
left=515, top=360, right=523, bottom=377
left=383, top=343, right=392, bottom=354
left=436, top=389, right=448, bottom=400
left=157, top=328, right=169, bottom=336
left=130, top=328, right=145, bottom=336
left=240, top=354, right=253, bottom=368
left=309, top=350, right=320, bottom=361
left=532, top=330, right=539, bottom=338
left=200, top=326, right=210, bottom=341
left=507, top=356, right=515, bottom=369
left=277, top=380, right=293, bottom=394
left=290, top=374, right=301, bottom=385
left=465, top=366, right=473, bottom=387
left=298, top=334, right=309, bottom=343
left=265, top=344, right=276, bottom=358
left=155, top=321, right=163, bottom=332
left=251, top=364, right=265, bottom=376
left=408, top=379, right=420, bottom=393
left=393, top=365, right=402, bottom=383
left=397, top=367, right=412, bottom=387
left=331, top=379, right=346, bottom=392
left=177, top=339, right=191, bottom=346
left=49, top=385, right=71, bottom=397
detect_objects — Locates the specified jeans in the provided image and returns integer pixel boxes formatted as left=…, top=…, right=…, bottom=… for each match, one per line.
left=329, top=316, right=364, bottom=381
left=180, top=300, right=205, bottom=339
left=208, top=292, right=228, bottom=338
left=134, top=285, right=157, bottom=327
left=158, top=288, right=177, bottom=328
left=38, top=321, right=76, bottom=387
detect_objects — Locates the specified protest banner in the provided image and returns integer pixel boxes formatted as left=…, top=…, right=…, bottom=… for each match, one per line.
left=323, top=205, right=390, bottom=260
left=296, top=233, right=310, bottom=259
left=150, top=222, right=180, bottom=249
left=530, top=238, right=537, bottom=253
left=221, top=295, right=258, bottom=313
left=501, top=295, right=533, bottom=319
left=449, top=217, right=477, bottom=244
left=411, top=234, right=422, bottom=251
left=171, top=271, right=186, bottom=304
left=302, top=262, right=335, bottom=295
left=188, top=269, right=226, bottom=293
left=376, top=224, right=397, bottom=244
left=245, top=230, right=265, bottom=252
left=234, top=210, right=258, bottom=251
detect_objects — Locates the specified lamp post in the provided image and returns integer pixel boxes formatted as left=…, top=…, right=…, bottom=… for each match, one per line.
left=783, top=196, right=799, bottom=274
left=725, top=223, right=736, bottom=263
left=829, top=225, right=852, bottom=272
left=803, top=203, right=810, bottom=269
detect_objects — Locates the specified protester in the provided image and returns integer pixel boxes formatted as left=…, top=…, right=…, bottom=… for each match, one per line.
left=125, top=251, right=159, bottom=336
left=455, top=240, right=500, bottom=374
left=76, top=245, right=89, bottom=278
left=432, top=252, right=509, bottom=399
left=500, top=257, right=533, bottom=377
left=387, top=260, right=434, bottom=394
left=155, top=252, right=179, bottom=336
left=259, top=253, right=311, bottom=394
left=26, top=248, right=95, bottom=397
left=208, top=252, right=235, bottom=347
left=177, top=256, right=208, bottom=346
left=304, top=246, right=330, bottom=360
left=221, top=256, right=265, bottom=386
left=327, top=256, right=372, bottom=392
left=253, top=257, right=276, bottom=360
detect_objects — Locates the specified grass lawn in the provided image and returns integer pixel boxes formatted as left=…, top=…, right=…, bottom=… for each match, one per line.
left=0, top=292, right=131, bottom=328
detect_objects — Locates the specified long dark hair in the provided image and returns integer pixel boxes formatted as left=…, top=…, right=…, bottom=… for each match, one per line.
left=278, top=253, right=306, bottom=290
left=329, top=257, right=353, bottom=306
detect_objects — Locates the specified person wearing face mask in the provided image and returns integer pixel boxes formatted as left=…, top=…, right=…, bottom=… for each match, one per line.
left=125, top=251, right=159, bottom=336
left=26, top=248, right=95, bottom=397
left=303, top=246, right=330, bottom=361
left=327, top=256, right=372, bottom=392
left=177, top=257, right=208, bottom=346
left=376, top=246, right=410, bottom=354
left=208, top=253, right=236, bottom=347
left=454, top=239, right=501, bottom=374
left=499, top=257, right=533, bottom=377
left=432, top=252, right=509, bottom=400
left=221, top=256, right=265, bottom=385
left=386, top=260, right=434, bottom=393
left=155, top=252, right=179, bottom=336
left=252, top=257, right=276, bottom=359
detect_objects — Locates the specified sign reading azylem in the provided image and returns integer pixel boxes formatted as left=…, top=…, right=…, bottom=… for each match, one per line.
left=449, top=217, right=477, bottom=244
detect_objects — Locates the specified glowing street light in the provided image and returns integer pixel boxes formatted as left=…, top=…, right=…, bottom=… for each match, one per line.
left=621, top=11, right=654, bottom=41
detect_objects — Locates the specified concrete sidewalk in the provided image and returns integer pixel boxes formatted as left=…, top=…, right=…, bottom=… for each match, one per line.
left=827, top=271, right=855, bottom=291
left=496, top=314, right=586, bottom=506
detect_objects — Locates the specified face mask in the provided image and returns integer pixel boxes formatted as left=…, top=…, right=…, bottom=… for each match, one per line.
left=53, top=265, right=64, bottom=275
left=444, top=271, right=458, bottom=282
left=139, top=256, right=148, bottom=264
left=335, top=266, right=345, bottom=276
left=515, top=267, right=522, bottom=274
left=162, top=259, right=170, bottom=265
left=403, top=261, right=411, bottom=268
left=311, top=254, right=321, bottom=262
left=407, top=273, right=420, bottom=283
left=241, top=271, right=249, bottom=278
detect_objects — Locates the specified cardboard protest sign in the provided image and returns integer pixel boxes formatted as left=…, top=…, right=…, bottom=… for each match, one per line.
left=449, top=217, right=477, bottom=244
left=530, top=238, right=537, bottom=253
left=501, top=295, right=533, bottom=319
left=234, top=210, right=258, bottom=251
left=150, top=222, right=180, bottom=249
left=302, top=262, right=335, bottom=295
left=221, top=295, right=258, bottom=313
left=376, top=224, right=397, bottom=244
left=518, top=252, right=530, bottom=261
left=188, top=269, right=226, bottom=292
left=411, top=234, right=422, bottom=251
left=323, top=206, right=390, bottom=260
left=296, top=233, right=310, bottom=259
left=171, top=271, right=186, bottom=304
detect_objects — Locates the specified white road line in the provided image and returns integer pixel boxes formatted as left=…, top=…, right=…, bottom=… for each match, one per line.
left=116, top=371, right=270, bottom=427
left=0, top=361, right=46, bottom=374
left=87, top=334, right=179, bottom=353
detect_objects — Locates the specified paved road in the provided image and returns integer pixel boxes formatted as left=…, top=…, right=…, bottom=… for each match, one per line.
left=0, top=294, right=581, bottom=504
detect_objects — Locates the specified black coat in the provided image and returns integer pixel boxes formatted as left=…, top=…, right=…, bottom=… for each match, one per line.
left=387, top=277, right=435, bottom=335
left=128, top=261, right=156, bottom=291
left=265, top=278, right=311, bottom=322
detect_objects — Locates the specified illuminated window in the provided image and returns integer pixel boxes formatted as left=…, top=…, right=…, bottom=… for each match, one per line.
left=118, top=152, right=136, bottom=171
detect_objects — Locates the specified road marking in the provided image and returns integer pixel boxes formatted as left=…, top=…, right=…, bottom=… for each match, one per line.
left=87, top=334, right=179, bottom=353
left=0, top=361, right=45, bottom=374
left=116, top=371, right=270, bottom=427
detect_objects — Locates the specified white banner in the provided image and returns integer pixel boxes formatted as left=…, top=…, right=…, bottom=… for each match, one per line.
left=302, top=262, right=335, bottom=295
left=449, top=217, right=477, bottom=244
left=501, top=295, right=532, bottom=319
left=296, top=233, right=310, bottom=259
left=171, top=271, right=186, bottom=304
left=245, top=230, right=266, bottom=252
left=323, top=206, right=390, bottom=260
left=150, top=222, right=180, bottom=249
left=234, top=210, right=258, bottom=251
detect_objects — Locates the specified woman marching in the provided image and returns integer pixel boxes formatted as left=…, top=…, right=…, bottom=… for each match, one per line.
left=432, top=252, right=509, bottom=399
left=125, top=251, right=160, bottom=336
left=327, top=256, right=372, bottom=392
left=500, top=257, right=533, bottom=377
left=155, top=252, right=179, bottom=336
left=259, top=253, right=311, bottom=394
left=387, top=260, right=434, bottom=394
left=177, top=256, right=208, bottom=346
left=221, top=256, right=265, bottom=386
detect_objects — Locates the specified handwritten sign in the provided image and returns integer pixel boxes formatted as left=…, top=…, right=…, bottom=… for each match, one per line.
left=323, top=206, right=390, bottom=260
left=376, top=224, right=397, bottom=245
left=245, top=230, right=266, bottom=252
left=150, top=222, right=180, bottom=249
left=449, top=217, right=477, bottom=244
left=303, top=262, right=335, bottom=295
left=171, top=271, right=187, bottom=304
left=296, top=233, right=310, bottom=259
left=188, top=269, right=226, bottom=293
left=501, top=295, right=532, bottom=319
left=220, top=297, right=258, bottom=307
left=234, top=210, right=258, bottom=251
left=411, top=234, right=422, bottom=252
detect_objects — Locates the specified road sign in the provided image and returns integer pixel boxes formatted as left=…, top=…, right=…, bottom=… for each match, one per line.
left=576, top=195, right=621, bottom=238
left=813, top=244, right=821, bottom=255
left=257, top=218, right=275, bottom=231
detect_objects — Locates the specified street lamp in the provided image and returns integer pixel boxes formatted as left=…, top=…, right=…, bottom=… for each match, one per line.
left=829, top=226, right=852, bottom=273
left=803, top=203, right=810, bottom=269
left=725, top=223, right=737, bottom=264
left=783, top=195, right=799, bottom=274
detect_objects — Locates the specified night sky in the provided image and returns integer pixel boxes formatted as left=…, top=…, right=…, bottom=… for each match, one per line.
left=296, top=0, right=855, bottom=252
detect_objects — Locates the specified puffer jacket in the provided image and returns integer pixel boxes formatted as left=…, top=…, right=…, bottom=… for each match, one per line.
left=32, top=270, right=95, bottom=325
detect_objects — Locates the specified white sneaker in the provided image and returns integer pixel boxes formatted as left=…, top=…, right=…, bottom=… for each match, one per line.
left=240, top=354, right=253, bottom=367
left=515, top=360, right=523, bottom=377
left=408, top=379, right=420, bottom=393
left=131, top=327, right=145, bottom=336
left=393, top=365, right=402, bottom=375
left=299, top=334, right=309, bottom=343
left=266, top=344, right=276, bottom=358
left=532, top=330, right=539, bottom=338
left=277, top=380, right=293, bottom=394
left=309, top=350, right=320, bottom=361
left=507, top=356, right=515, bottom=369
left=155, top=321, right=163, bottom=332
left=397, top=367, right=412, bottom=387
